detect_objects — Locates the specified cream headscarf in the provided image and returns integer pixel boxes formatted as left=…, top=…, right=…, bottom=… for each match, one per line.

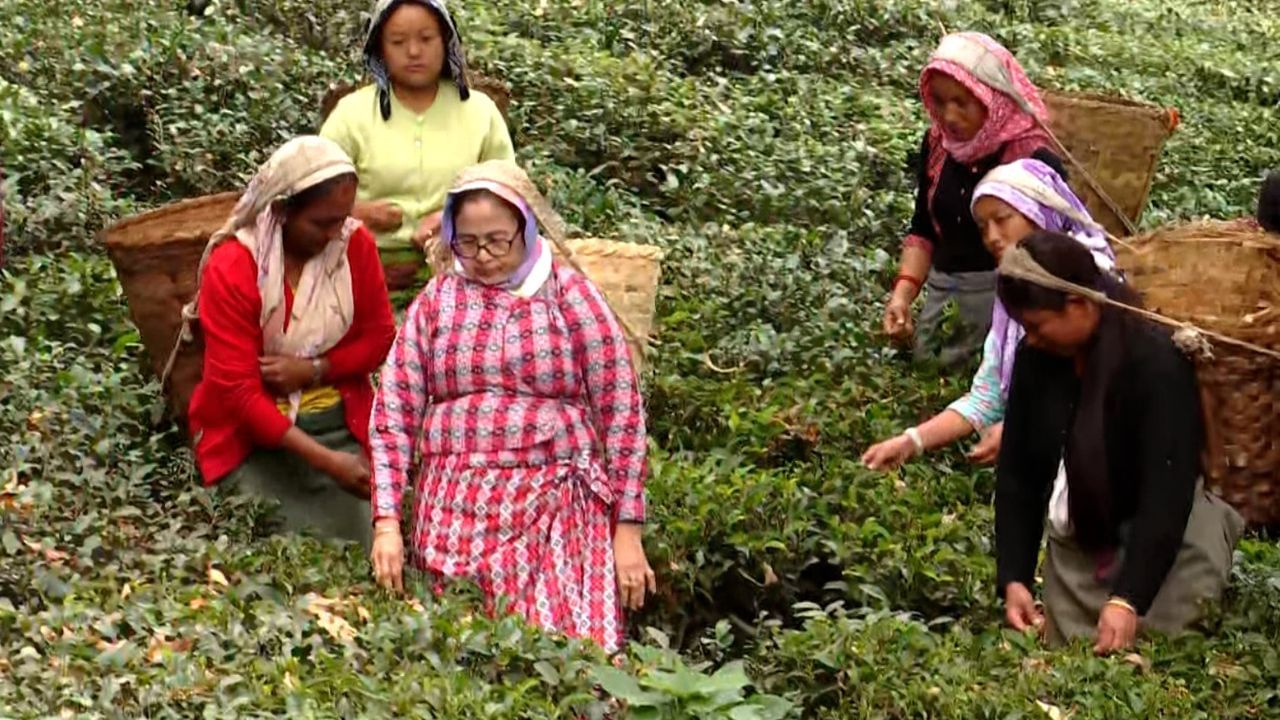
left=169, top=135, right=360, bottom=420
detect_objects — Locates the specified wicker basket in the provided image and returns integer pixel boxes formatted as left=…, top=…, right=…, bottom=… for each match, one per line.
left=104, top=191, right=663, bottom=426
left=101, top=192, right=241, bottom=428
left=1115, top=220, right=1280, bottom=525
left=1043, top=91, right=1178, bottom=238
left=430, top=237, right=664, bottom=372
left=320, top=70, right=511, bottom=125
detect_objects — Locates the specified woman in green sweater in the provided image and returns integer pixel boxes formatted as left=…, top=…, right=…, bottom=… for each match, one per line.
left=321, top=0, right=514, bottom=301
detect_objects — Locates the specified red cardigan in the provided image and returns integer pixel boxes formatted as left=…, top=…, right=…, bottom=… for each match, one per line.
left=188, top=224, right=396, bottom=484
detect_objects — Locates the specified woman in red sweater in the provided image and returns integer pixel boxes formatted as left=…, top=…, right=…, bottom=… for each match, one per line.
left=184, top=136, right=396, bottom=549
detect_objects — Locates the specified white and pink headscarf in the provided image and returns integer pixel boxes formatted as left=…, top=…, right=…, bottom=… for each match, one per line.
left=440, top=161, right=559, bottom=298
left=920, top=32, right=1051, bottom=164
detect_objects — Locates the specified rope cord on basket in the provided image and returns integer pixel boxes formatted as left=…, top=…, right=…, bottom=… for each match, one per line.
left=1000, top=244, right=1280, bottom=362
left=158, top=230, right=213, bottom=393
left=159, top=308, right=196, bottom=392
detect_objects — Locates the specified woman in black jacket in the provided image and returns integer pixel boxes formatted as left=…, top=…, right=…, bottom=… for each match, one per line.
left=993, top=230, right=1245, bottom=654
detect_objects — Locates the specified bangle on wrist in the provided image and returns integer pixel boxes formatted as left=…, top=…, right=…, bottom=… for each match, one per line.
left=310, top=357, right=325, bottom=386
left=893, top=273, right=923, bottom=294
left=904, top=427, right=925, bottom=456
left=1105, top=596, right=1137, bottom=615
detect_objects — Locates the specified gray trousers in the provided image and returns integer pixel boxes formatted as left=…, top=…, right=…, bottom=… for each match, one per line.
left=1042, top=485, right=1245, bottom=646
left=914, top=269, right=996, bottom=371
left=222, top=402, right=373, bottom=551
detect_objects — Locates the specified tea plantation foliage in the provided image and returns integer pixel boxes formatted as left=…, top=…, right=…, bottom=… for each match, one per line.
left=3, top=0, right=1280, bottom=717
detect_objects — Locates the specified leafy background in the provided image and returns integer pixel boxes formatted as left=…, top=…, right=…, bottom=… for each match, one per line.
left=2, top=0, right=1280, bottom=717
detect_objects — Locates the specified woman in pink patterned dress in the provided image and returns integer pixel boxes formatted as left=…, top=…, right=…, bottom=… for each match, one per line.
left=367, top=160, right=655, bottom=653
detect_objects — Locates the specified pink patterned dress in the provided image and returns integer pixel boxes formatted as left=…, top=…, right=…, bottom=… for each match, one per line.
left=369, top=263, right=648, bottom=652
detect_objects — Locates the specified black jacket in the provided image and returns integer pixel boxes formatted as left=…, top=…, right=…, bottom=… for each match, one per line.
left=995, top=317, right=1203, bottom=614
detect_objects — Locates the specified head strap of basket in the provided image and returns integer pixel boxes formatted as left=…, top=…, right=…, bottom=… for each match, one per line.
left=441, top=159, right=646, bottom=351
left=159, top=136, right=359, bottom=391
left=999, top=244, right=1280, bottom=362
left=932, top=33, right=1139, bottom=236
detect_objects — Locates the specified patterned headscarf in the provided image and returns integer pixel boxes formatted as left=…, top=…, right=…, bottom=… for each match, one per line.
left=973, top=159, right=1115, bottom=396
left=920, top=32, right=1051, bottom=164
left=363, top=0, right=471, bottom=121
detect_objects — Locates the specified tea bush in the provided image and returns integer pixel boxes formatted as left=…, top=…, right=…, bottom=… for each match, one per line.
left=3, top=0, right=1280, bottom=717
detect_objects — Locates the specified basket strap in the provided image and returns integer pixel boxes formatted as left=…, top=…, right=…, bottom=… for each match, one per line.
left=1002, top=244, right=1280, bottom=362
left=159, top=302, right=199, bottom=393
left=983, top=79, right=1143, bottom=234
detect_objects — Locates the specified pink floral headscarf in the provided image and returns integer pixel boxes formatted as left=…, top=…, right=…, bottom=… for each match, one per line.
left=920, top=32, right=1051, bottom=164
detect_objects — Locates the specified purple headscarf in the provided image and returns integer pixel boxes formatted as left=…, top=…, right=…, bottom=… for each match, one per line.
left=441, top=178, right=547, bottom=294
left=973, top=159, right=1116, bottom=396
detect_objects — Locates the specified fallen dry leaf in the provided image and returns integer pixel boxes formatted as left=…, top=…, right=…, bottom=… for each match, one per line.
left=1036, top=700, right=1068, bottom=720
left=146, top=634, right=194, bottom=664
left=762, top=562, right=779, bottom=587
left=43, top=547, right=70, bottom=563
left=356, top=605, right=371, bottom=623
left=22, top=538, right=69, bottom=564
left=303, top=592, right=358, bottom=642
left=207, top=566, right=229, bottom=588
left=120, top=583, right=132, bottom=601
left=0, top=476, right=29, bottom=513
left=94, top=639, right=126, bottom=653
left=189, top=597, right=209, bottom=610
left=1023, top=657, right=1052, bottom=674
left=39, top=626, right=58, bottom=643
left=1123, top=652, right=1151, bottom=674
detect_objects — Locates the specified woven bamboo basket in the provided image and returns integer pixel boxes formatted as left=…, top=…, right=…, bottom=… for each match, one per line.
left=101, top=192, right=241, bottom=428
left=1043, top=91, right=1178, bottom=238
left=429, top=237, right=664, bottom=372
left=103, top=190, right=663, bottom=427
left=320, top=70, right=511, bottom=125
left=1115, top=220, right=1280, bottom=525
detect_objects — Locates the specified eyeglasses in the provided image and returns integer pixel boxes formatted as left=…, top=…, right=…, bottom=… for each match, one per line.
left=452, top=232, right=519, bottom=259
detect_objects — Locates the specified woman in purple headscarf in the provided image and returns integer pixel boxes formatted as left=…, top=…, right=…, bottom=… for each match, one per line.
left=863, top=158, right=1116, bottom=471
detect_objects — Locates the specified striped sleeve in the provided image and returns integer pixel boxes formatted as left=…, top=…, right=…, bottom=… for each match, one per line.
left=947, top=328, right=1007, bottom=431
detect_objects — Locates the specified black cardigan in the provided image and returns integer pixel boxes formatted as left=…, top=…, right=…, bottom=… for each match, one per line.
left=908, top=131, right=1067, bottom=274
left=994, top=317, right=1204, bottom=614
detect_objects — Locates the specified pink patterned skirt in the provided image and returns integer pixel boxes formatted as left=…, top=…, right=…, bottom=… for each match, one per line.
left=409, top=454, right=623, bottom=652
